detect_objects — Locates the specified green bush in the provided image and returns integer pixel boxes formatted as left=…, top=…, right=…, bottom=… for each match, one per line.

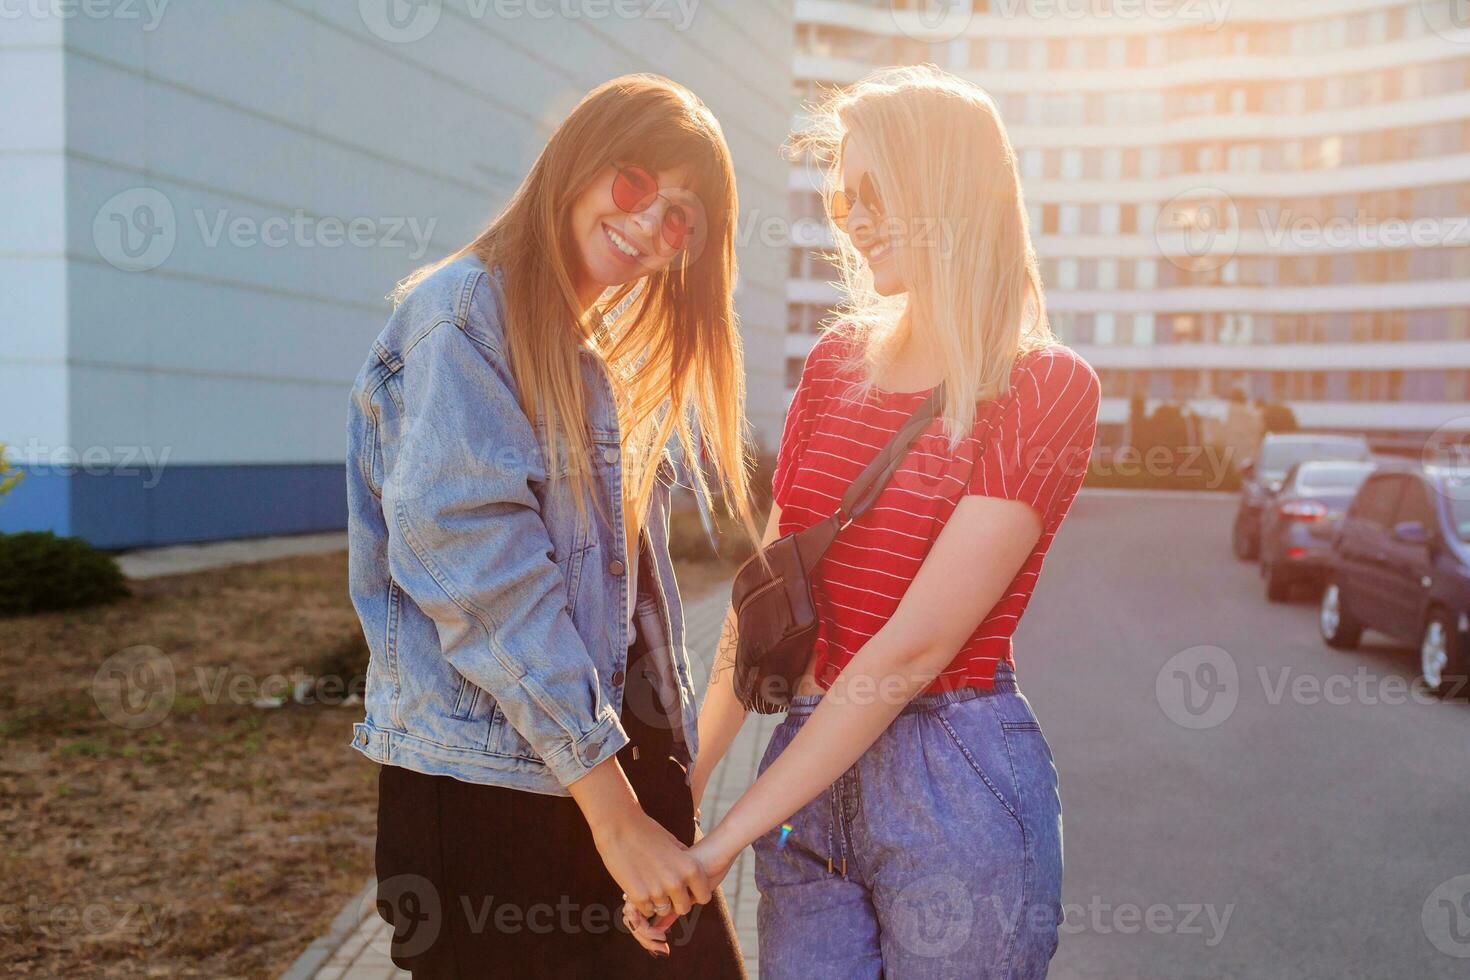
left=0, top=532, right=129, bottom=618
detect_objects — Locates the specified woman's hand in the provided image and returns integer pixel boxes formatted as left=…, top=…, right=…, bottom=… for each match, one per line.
left=621, top=833, right=738, bottom=955
left=591, top=809, right=712, bottom=920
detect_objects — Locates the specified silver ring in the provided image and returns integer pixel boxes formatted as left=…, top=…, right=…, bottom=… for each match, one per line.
left=653, top=902, right=672, bottom=914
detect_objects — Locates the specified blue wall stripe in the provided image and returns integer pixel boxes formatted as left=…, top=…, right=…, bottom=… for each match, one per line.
left=0, top=464, right=347, bottom=550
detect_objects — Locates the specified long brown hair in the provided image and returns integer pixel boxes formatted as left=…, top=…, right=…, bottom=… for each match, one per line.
left=396, top=74, right=757, bottom=543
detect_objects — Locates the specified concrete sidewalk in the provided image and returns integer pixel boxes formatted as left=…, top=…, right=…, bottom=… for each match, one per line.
left=117, top=532, right=348, bottom=580
left=287, top=582, right=777, bottom=980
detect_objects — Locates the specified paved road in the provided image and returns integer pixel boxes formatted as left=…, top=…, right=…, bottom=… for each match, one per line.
left=1020, top=492, right=1470, bottom=979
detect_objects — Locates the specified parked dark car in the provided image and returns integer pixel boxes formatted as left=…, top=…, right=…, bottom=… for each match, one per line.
left=1232, top=433, right=1371, bottom=560
left=1319, top=466, right=1470, bottom=695
left=1259, top=460, right=1377, bottom=601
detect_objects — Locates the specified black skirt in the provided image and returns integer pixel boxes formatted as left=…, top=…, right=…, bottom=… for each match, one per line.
left=374, top=617, right=745, bottom=979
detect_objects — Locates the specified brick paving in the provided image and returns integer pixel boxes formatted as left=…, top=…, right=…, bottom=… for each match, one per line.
left=288, top=581, right=776, bottom=979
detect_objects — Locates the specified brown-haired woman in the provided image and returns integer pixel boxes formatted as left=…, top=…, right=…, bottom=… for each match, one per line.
left=345, top=74, right=754, bottom=977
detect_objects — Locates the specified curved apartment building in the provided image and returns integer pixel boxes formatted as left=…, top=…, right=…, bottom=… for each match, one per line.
left=787, top=0, right=1470, bottom=447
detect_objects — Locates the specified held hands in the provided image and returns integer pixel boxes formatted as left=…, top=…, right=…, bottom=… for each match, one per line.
left=593, top=808, right=712, bottom=923
left=623, top=832, right=736, bottom=956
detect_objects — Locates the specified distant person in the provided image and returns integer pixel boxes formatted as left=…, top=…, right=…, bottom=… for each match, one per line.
left=1261, top=401, right=1299, bottom=434
left=345, top=75, right=753, bottom=977
left=627, top=66, right=1100, bottom=978
left=1209, top=388, right=1265, bottom=473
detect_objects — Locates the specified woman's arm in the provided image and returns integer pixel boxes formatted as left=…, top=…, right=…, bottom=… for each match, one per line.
left=688, top=503, right=785, bottom=812
left=694, top=494, right=1043, bottom=878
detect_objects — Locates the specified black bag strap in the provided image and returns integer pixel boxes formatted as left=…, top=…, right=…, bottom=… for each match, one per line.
left=835, top=386, right=946, bottom=529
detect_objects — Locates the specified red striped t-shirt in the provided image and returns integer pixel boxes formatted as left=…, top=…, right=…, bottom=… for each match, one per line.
left=772, top=331, right=1100, bottom=692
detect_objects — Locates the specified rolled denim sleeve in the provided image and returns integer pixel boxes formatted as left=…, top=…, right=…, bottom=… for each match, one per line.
left=381, top=319, right=626, bottom=787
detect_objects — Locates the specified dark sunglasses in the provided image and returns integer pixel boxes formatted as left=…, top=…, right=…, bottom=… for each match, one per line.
left=610, top=163, right=694, bottom=251
left=829, top=172, right=885, bottom=231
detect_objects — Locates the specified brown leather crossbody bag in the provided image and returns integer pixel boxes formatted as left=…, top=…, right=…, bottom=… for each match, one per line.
left=729, top=387, right=946, bottom=713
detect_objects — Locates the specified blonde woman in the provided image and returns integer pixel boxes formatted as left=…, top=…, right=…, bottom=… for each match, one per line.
left=346, top=75, right=756, bottom=977
left=628, top=67, right=1100, bottom=977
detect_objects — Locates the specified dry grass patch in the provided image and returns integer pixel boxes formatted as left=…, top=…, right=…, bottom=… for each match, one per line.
left=0, top=549, right=728, bottom=978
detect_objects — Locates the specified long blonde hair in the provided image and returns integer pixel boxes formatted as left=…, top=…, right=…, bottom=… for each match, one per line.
left=395, top=74, right=757, bottom=542
left=795, top=65, right=1055, bottom=442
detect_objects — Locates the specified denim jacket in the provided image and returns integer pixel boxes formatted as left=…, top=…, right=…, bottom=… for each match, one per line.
left=345, top=254, right=699, bottom=795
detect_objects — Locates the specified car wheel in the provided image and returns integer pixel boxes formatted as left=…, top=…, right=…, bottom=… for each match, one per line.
left=1419, top=608, right=1469, bottom=698
left=1265, top=564, right=1291, bottom=603
left=1232, top=517, right=1258, bottom=561
left=1320, top=580, right=1362, bottom=650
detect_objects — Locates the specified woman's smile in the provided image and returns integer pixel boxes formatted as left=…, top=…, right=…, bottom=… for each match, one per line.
left=603, top=221, right=646, bottom=263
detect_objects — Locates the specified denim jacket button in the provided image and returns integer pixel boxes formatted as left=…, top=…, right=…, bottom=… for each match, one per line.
left=608, top=559, right=625, bottom=576
left=612, top=669, right=625, bottom=686
left=602, top=447, right=619, bottom=464
left=355, top=731, right=369, bottom=748
left=587, top=737, right=606, bottom=758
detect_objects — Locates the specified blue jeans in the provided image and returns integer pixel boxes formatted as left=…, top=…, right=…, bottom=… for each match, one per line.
left=753, top=666, right=1063, bottom=979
